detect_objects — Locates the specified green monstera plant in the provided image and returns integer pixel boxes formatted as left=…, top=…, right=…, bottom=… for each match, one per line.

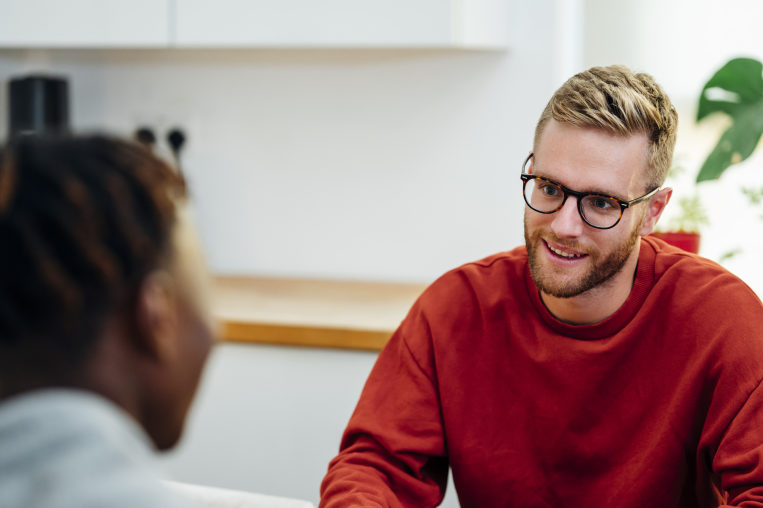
left=696, top=57, right=763, bottom=182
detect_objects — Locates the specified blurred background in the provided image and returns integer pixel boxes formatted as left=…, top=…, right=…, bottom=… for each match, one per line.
left=1, top=0, right=762, bottom=506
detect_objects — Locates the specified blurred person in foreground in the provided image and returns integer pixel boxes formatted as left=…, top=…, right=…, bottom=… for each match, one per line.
left=0, top=134, right=216, bottom=507
left=320, top=65, right=763, bottom=507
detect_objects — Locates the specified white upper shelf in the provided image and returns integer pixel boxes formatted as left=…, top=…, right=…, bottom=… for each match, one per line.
left=174, top=0, right=511, bottom=49
left=0, top=0, right=171, bottom=48
left=0, top=0, right=510, bottom=50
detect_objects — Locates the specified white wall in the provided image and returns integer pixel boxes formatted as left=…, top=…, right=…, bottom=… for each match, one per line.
left=0, top=42, right=547, bottom=283
left=162, top=343, right=378, bottom=503
left=584, top=0, right=763, bottom=295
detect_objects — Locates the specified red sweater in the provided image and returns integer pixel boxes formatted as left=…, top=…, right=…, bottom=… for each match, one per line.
left=321, top=237, right=763, bottom=507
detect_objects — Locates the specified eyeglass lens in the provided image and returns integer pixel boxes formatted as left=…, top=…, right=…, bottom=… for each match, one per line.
left=523, top=178, right=622, bottom=228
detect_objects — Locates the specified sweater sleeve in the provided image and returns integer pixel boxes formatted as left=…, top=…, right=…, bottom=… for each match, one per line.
left=320, top=303, right=448, bottom=508
left=713, top=378, right=763, bottom=506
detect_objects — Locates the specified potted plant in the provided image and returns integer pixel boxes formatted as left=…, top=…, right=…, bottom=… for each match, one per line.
left=651, top=194, right=708, bottom=254
left=649, top=156, right=708, bottom=254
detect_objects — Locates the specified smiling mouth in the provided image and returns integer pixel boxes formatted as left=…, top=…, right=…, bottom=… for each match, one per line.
left=544, top=240, right=587, bottom=259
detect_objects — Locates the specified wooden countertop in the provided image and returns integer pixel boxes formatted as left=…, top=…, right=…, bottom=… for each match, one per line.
left=212, top=276, right=428, bottom=350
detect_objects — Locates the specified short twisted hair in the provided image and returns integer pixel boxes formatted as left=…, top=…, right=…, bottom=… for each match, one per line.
left=534, top=65, right=678, bottom=190
left=0, top=135, right=186, bottom=379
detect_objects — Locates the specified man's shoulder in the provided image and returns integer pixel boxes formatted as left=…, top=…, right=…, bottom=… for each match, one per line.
left=467, top=247, right=529, bottom=271
left=415, top=247, right=529, bottom=312
left=643, top=236, right=762, bottom=313
left=645, top=236, right=759, bottom=296
left=434, top=246, right=526, bottom=286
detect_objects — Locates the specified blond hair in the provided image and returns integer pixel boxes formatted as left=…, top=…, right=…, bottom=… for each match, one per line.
left=534, top=65, right=678, bottom=190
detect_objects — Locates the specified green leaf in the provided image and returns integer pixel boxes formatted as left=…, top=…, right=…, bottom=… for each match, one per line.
left=666, top=194, right=709, bottom=232
left=697, top=58, right=763, bottom=121
left=742, top=185, right=763, bottom=205
left=718, top=248, right=742, bottom=263
left=696, top=58, right=763, bottom=182
left=697, top=102, right=763, bottom=181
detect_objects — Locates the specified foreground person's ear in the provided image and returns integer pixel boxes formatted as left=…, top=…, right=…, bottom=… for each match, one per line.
left=134, top=270, right=180, bottom=362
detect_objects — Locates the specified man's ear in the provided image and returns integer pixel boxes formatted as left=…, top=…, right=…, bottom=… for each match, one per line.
left=526, top=154, right=535, bottom=175
left=640, top=187, right=673, bottom=236
left=134, top=270, right=179, bottom=362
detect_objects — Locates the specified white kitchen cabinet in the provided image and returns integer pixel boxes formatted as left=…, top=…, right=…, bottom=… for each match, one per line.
left=0, top=0, right=171, bottom=47
left=173, top=0, right=510, bottom=49
left=0, top=0, right=510, bottom=50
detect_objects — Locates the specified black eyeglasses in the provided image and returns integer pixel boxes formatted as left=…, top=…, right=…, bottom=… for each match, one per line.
left=520, top=153, right=659, bottom=230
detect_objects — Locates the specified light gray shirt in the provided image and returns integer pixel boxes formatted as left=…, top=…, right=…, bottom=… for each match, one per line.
left=0, top=389, right=194, bottom=508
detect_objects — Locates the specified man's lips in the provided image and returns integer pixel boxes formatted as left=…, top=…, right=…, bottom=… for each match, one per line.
left=543, top=239, right=588, bottom=260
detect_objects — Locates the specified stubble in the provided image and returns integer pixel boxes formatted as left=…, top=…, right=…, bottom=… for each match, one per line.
left=524, top=217, right=643, bottom=298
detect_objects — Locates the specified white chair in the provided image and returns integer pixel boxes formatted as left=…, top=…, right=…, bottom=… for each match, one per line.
left=167, top=481, right=315, bottom=508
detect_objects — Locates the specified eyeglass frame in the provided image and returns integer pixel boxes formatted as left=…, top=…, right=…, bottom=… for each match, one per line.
left=520, top=152, right=660, bottom=230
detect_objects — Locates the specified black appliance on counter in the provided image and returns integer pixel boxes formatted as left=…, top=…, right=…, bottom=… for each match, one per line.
left=8, top=75, right=70, bottom=138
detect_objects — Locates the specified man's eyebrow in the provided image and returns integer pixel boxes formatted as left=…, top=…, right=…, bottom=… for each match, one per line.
left=532, top=169, right=623, bottom=198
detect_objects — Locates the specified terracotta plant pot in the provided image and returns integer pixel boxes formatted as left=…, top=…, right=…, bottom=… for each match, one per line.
left=649, top=231, right=700, bottom=254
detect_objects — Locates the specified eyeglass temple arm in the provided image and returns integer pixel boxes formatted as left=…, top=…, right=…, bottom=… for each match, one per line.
left=623, top=186, right=661, bottom=208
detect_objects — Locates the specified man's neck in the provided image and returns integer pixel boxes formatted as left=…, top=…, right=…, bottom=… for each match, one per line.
left=540, top=245, right=641, bottom=325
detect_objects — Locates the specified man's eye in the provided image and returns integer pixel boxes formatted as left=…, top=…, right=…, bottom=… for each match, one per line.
left=539, top=183, right=559, bottom=197
left=590, top=197, right=616, bottom=210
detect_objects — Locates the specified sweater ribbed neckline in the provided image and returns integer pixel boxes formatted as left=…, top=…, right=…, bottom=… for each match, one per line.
left=524, top=237, right=657, bottom=340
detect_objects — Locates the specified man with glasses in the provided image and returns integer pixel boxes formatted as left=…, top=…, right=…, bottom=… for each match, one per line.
left=320, top=66, right=763, bottom=507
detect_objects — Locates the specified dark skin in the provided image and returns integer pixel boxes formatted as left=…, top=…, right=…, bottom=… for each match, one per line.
left=78, top=271, right=187, bottom=450
left=63, top=220, right=214, bottom=450
left=0, top=270, right=194, bottom=451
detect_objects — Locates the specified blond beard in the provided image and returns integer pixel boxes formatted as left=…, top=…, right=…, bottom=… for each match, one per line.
left=524, top=215, right=643, bottom=298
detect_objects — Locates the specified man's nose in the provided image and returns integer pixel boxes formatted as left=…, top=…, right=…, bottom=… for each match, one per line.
left=550, top=197, right=585, bottom=238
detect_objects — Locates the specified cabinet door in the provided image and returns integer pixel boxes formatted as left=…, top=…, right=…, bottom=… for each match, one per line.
left=174, top=0, right=456, bottom=48
left=0, top=0, right=170, bottom=47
